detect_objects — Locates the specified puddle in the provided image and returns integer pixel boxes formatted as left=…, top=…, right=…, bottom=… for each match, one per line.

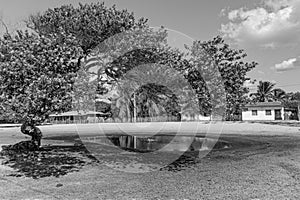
left=79, top=135, right=231, bottom=172
left=0, top=136, right=231, bottom=176
left=82, top=135, right=230, bottom=153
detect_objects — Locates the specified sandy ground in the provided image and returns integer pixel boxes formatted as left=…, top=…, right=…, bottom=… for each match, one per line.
left=0, top=121, right=300, bottom=200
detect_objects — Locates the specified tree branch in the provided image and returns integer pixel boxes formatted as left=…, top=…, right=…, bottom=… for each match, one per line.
left=0, top=18, right=9, bottom=35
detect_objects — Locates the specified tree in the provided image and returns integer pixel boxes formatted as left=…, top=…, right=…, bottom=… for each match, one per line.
left=188, top=36, right=257, bottom=120
left=281, top=91, right=300, bottom=120
left=250, top=81, right=276, bottom=102
left=81, top=26, right=194, bottom=122
left=111, top=62, right=193, bottom=122
left=0, top=16, right=9, bottom=36
left=0, top=30, right=82, bottom=130
left=1, top=2, right=147, bottom=145
left=26, top=3, right=147, bottom=55
left=25, top=3, right=152, bottom=121
left=273, top=88, right=287, bottom=102
left=71, top=66, right=98, bottom=112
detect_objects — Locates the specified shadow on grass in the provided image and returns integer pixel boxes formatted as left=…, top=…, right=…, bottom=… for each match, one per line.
left=244, top=120, right=300, bottom=127
left=0, top=144, right=96, bottom=179
left=160, top=151, right=200, bottom=172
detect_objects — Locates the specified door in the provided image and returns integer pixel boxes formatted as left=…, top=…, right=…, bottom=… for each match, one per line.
left=275, top=109, right=282, bottom=120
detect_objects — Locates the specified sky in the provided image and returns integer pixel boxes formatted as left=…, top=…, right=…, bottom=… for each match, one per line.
left=1, top=0, right=300, bottom=92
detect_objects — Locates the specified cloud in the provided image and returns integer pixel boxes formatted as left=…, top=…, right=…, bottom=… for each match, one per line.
left=274, top=57, right=300, bottom=71
left=220, top=0, right=300, bottom=47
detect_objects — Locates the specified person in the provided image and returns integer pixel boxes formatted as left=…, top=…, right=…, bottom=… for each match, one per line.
left=20, top=120, right=43, bottom=148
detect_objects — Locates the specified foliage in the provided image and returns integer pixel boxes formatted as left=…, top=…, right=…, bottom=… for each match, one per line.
left=111, top=63, right=193, bottom=122
left=71, top=66, right=98, bottom=112
left=26, top=3, right=154, bottom=117
left=26, top=2, right=147, bottom=55
left=188, top=36, right=257, bottom=120
left=84, top=26, right=194, bottom=121
left=250, top=81, right=276, bottom=102
left=0, top=2, right=149, bottom=124
left=289, top=92, right=300, bottom=101
left=282, top=92, right=300, bottom=110
left=273, top=88, right=287, bottom=102
left=0, top=31, right=82, bottom=123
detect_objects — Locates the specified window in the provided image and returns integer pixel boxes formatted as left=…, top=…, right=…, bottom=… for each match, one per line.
left=252, top=110, right=258, bottom=116
left=265, top=110, right=272, bottom=116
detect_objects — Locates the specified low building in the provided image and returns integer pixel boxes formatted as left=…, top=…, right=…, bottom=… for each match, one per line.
left=242, top=102, right=295, bottom=121
left=48, top=110, right=108, bottom=124
left=180, top=108, right=211, bottom=121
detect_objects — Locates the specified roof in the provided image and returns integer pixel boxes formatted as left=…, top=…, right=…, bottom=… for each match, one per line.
left=49, top=110, right=106, bottom=117
left=244, top=102, right=283, bottom=108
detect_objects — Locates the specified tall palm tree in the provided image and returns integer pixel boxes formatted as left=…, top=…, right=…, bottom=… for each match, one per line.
left=250, top=81, right=276, bottom=102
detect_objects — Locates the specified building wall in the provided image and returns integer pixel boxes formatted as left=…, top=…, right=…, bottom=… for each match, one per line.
left=242, top=107, right=284, bottom=121
left=181, top=114, right=211, bottom=121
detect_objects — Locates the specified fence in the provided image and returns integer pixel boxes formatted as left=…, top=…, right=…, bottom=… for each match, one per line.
left=48, top=116, right=182, bottom=124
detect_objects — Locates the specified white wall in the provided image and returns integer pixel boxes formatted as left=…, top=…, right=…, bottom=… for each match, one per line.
left=242, top=107, right=284, bottom=121
left=181, top=114, right=211, bottom=121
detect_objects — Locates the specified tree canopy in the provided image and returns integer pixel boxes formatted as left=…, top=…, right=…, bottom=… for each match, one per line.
left=188, top=36, right=257, bottom=120
left=0, top=31, right=82, bottom=123
left=0, top=2, right=149, bottom=124
left=26, top=3, right=147, bottom=55
left=250, top=81, right=276, bottom=102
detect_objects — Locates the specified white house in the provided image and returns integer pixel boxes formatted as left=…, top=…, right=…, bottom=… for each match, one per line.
left=48, top=110, right=107, bottom=124
left=180, top=108, right=211, bottom=121
left=242, top=102, right=285, bottom=121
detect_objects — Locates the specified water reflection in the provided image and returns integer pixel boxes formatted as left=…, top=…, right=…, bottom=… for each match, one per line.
left=85, top=135, right=230, bottom=152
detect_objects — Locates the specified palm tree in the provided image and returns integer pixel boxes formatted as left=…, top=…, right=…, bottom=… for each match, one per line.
left=250, top=81, right=276, bottom=102
left=112, top=64, right=187, bottom=122
left=113, top=82, right=134, bottom=122
left=135, top=83, right=179, bottom=120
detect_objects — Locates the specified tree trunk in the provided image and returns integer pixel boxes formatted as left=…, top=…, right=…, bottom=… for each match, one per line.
left=298, top=104, right=300, bottom=121
left=21, top=120, right=43, bottom=147
left=133, top=92, right=137, bottom=123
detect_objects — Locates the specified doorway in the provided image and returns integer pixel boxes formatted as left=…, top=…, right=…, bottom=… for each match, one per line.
left=275, top=109, right=282, bottom=120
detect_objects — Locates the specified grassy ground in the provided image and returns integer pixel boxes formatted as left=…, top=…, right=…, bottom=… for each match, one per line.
left=1, top=122, right=300, bottom=199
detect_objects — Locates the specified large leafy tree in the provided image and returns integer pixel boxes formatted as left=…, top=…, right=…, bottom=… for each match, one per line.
left=0, top=3, right=150, bottom=144
left=25, top=3, right=150, bottom=119
left=0, top=31, right=82, bottom=124
left=188, top=36, right=257, bottom=120
left=26, top=3, right=147, bottom=55
left=23, top=2, right=148, bottom=114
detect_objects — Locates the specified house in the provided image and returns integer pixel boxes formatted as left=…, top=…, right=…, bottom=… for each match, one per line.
left=180, top=108, right=211, bottom=121
left=48, top=110, right=108, bottom=124
left=242, top=102, right=296, bottom=121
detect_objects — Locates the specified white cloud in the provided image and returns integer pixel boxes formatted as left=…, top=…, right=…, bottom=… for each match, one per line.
left=274, top=57, right=300, bottom=71
left=220, top=0, right=300, bottom=47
